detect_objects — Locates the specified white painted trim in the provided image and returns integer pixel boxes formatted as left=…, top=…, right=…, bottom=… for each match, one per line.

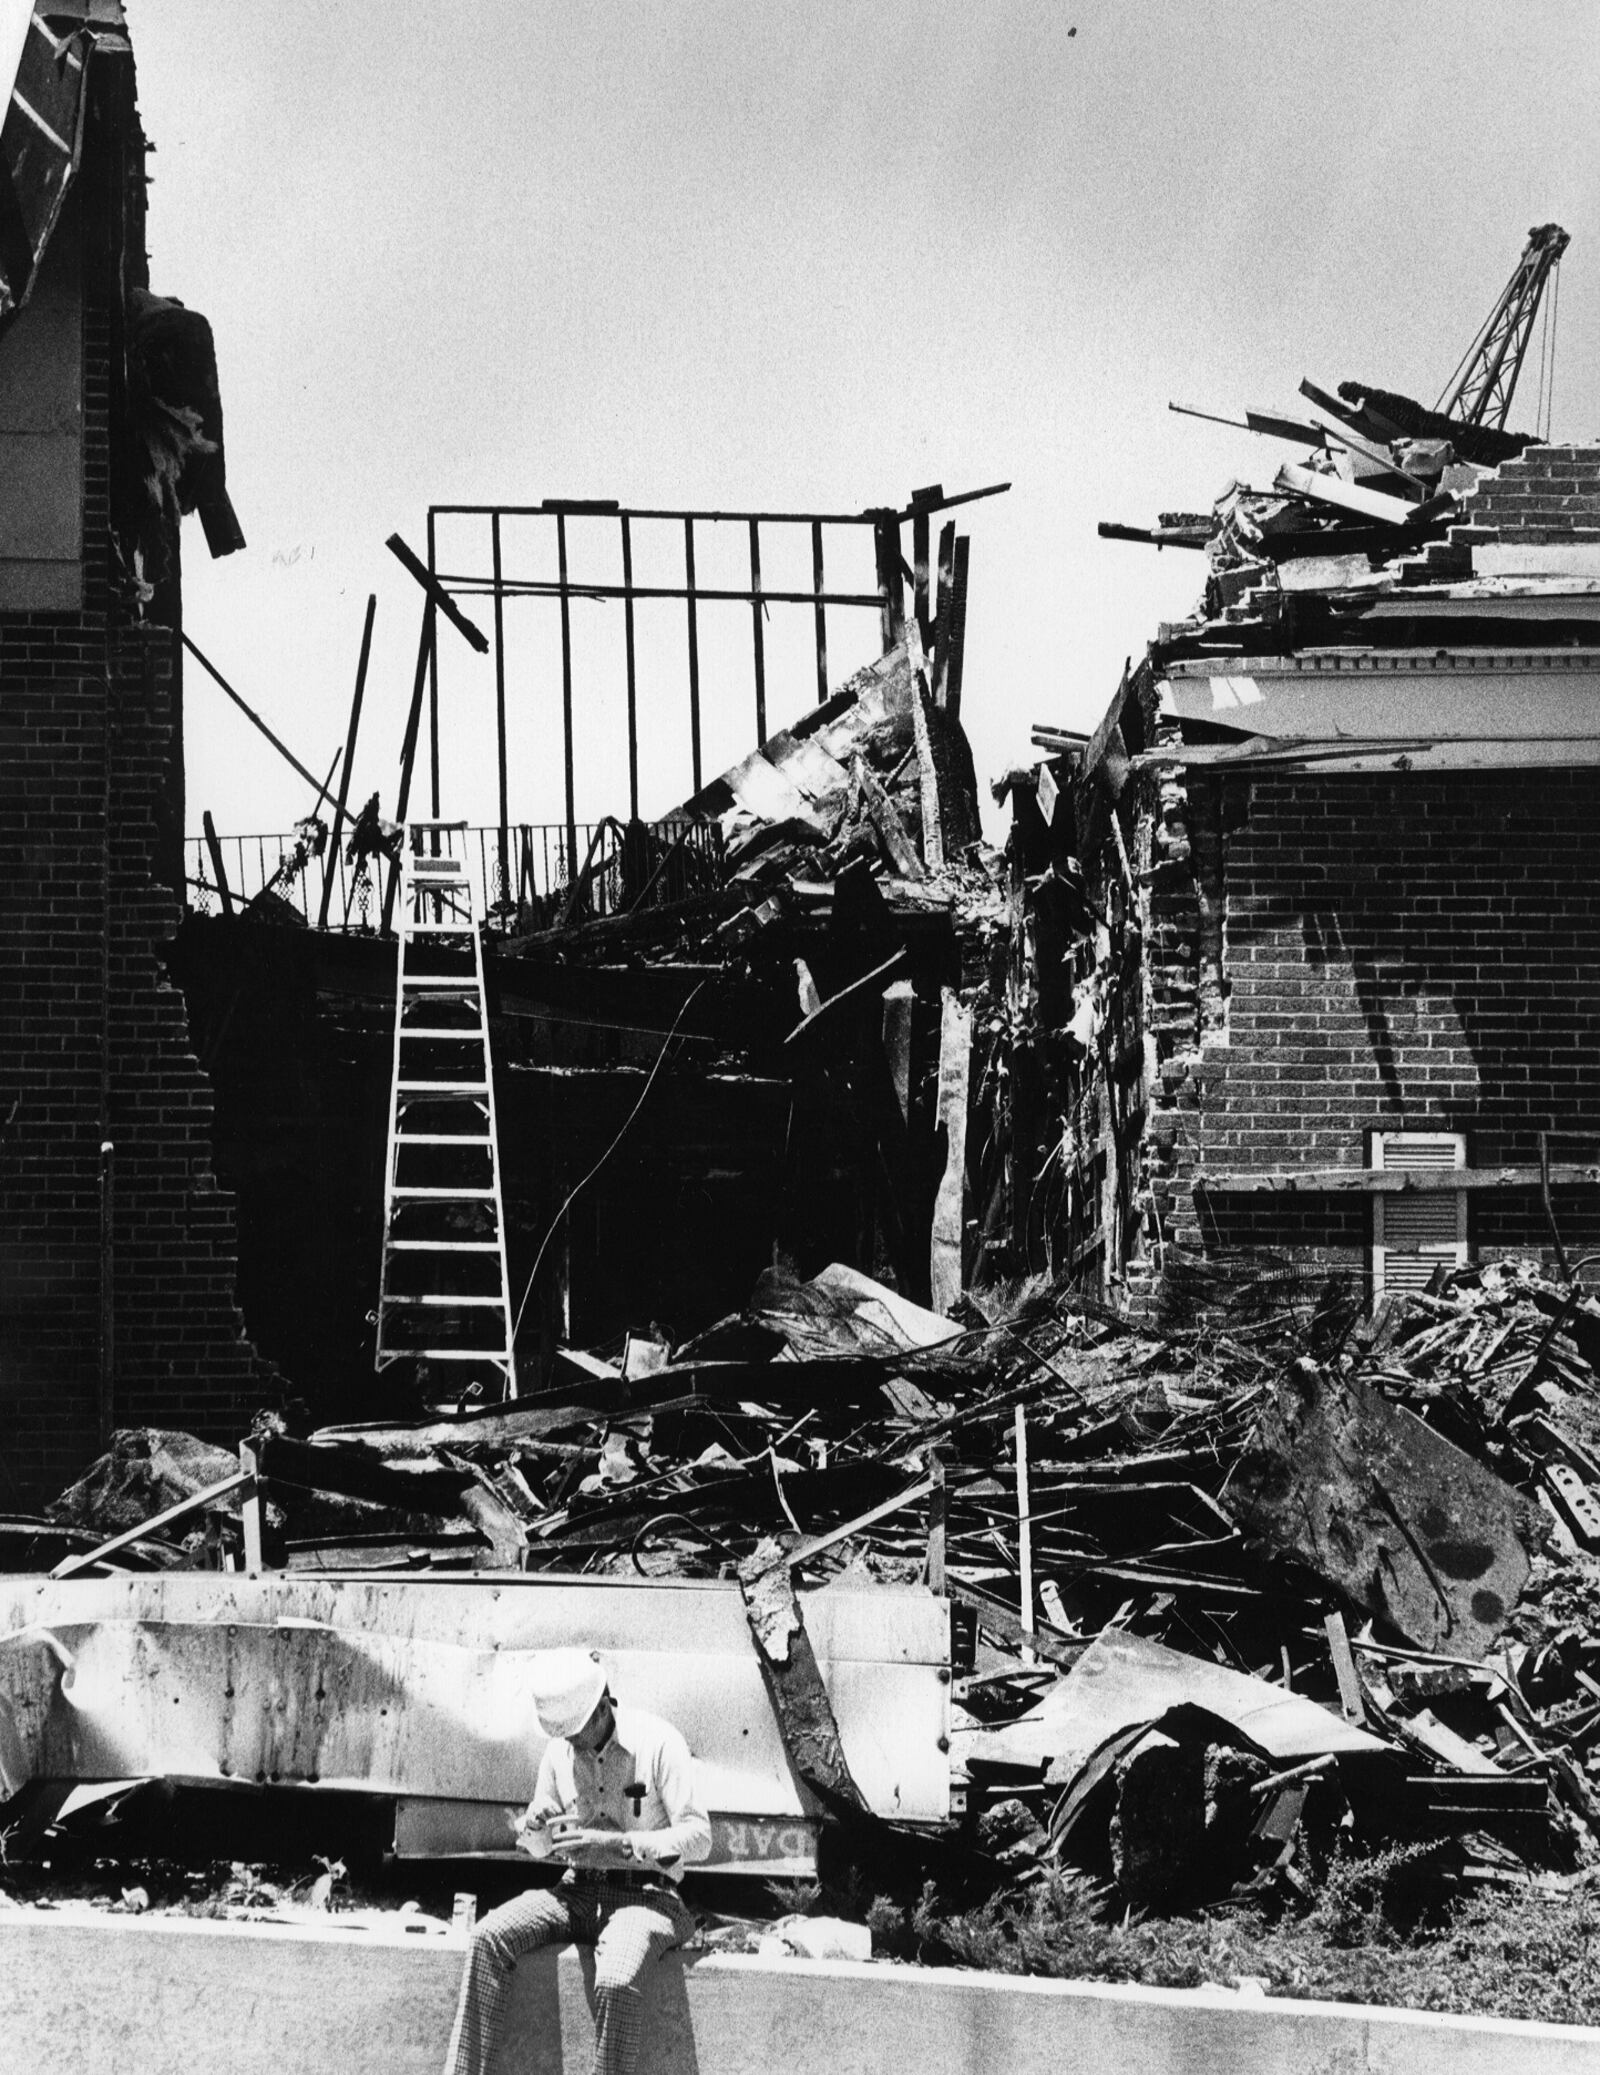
left=1474, top=544, right=1600, bottom=579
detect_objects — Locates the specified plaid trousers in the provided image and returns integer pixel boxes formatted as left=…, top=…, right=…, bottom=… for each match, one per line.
left=444, top=1875, right=695, bottom=2075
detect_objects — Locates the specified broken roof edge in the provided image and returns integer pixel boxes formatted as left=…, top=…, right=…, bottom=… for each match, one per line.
left=0, top=2, right=132, bottom=327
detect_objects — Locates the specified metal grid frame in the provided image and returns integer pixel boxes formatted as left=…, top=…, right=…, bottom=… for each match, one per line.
left=410, top=482, right=1005, bottom=907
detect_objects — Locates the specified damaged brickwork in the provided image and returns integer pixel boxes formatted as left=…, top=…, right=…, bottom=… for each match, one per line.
left=0, top=34, right=270, bottom=1510
left=1015, top=334, right=1600, bottom=1302
left=1070, top=747, right=1600, bottom=1290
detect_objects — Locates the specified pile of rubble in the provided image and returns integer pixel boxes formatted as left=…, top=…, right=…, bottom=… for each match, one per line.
left=36, top=1255, right=1600, bottom=1914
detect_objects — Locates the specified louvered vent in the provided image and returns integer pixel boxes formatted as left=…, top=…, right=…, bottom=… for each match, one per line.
left=1371, top=1133, right=1468, bottom=1298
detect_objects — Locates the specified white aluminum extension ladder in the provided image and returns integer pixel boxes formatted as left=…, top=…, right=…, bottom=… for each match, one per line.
left=374, top=821, right=516, bottom=1400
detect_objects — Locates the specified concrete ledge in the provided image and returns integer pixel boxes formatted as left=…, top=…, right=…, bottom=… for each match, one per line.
left=4, top=1907, right=1600, bottom=2075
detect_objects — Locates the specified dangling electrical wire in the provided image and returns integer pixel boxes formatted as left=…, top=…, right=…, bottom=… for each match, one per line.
left=510, top=979, right=709, bottom=1349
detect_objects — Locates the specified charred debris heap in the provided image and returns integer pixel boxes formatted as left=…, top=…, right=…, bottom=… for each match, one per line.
left=31, top=1252, right=1600, bottom=1914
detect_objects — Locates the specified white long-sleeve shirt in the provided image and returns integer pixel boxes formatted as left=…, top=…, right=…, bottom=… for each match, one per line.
left=525, top=1703, right=711, bottom=1881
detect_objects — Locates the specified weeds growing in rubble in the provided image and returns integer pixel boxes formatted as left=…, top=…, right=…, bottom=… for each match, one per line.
left=1303, top=1841, right=1450, bottom=1947
left=855, top=1855, right=1600, bottom=2025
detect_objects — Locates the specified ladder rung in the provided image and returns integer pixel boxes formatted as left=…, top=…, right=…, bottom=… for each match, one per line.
left=386, top=1239, right=501, bottom=1252
left=392, top=1133, right=493, bottom=1146
left=391, top=1185, right=498, bottom=1199
left=401, top=1349, right=513, bottom=1364
left=378, top=818, right=507, bottom=1373
left=383, top=1294, right=509, bottom=1308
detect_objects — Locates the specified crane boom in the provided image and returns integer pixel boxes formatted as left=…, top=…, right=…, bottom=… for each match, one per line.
left=1436, top=222, right=1569, bottom=430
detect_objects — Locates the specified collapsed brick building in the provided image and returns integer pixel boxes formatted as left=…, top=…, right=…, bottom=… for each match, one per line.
left=1006, top=425, right=1600, bottom=1308
left=4, top=10, right=1593, bottom=1537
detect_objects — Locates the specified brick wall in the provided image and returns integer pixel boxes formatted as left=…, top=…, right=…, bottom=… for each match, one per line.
left=0, top=80, right=272, bottom=1512
left=1148, top=769, right=1600, bottom=1275
left=1458, top=443, right=1600, bottom=547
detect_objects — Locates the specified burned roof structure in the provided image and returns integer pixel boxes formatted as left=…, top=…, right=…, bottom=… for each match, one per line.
left=168, top=487, right=1006, bottom=1432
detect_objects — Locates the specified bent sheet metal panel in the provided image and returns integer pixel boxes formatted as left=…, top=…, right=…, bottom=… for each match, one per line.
left=0, top=1572, right=950, bottom=1821
left=955, top=1630, right=1386, bottom=1784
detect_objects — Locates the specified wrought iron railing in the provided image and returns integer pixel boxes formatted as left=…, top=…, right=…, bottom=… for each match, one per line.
left=186, top=818, right=725, bottom=935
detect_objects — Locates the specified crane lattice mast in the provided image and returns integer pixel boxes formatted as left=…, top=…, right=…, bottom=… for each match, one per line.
left=1436, top=222, right=1569, bottom=430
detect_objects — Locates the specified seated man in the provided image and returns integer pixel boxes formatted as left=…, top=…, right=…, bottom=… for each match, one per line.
left=445, top=1646, right=711, bottom=2075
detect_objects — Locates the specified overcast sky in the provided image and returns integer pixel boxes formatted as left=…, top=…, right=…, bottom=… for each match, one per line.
left=126, top=1, right=1600, bottom=848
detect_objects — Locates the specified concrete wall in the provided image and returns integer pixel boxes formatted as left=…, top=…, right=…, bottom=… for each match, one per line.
left=4, top=1909, right=1600, bottom=2075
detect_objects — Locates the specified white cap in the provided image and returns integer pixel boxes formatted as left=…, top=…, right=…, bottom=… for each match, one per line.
left=529, top=1647, right=607, bottom=1739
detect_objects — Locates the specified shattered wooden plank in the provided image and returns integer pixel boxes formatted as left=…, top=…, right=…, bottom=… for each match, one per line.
left=930, top=989, right=972, bottom=1315
left=881, top=976, right=915, bottom=1124
left=1274, top=460, right=1446, bottom=527
left=1224, top=1360, right=1540, bottom=1659
left=239, top=1442, right=264, bottom=1572
left=1324, top=1612, right=1368, bottom=1726
left=384, top=533, right=489, bottom=653
left=855, top=756, right=925, bottom=880
left=930, top=519, right=957, bottom=709
left=738, top=1537, right=870, bottom=1817
left=944, top=534, right=970, bottom=720
left=50, top=1467, right=254, bottom=1579
left=907, top=619, right=944, bottom=868
left=924, top=1456, right=947, bottom=1592
left=762, top=1475, right=936, bottom=1572
left=1014, top=1407, right=1035, bottom=1662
